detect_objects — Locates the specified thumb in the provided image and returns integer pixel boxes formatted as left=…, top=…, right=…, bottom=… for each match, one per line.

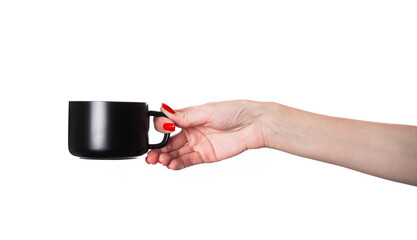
left=161, top=103, right=211, bottom=128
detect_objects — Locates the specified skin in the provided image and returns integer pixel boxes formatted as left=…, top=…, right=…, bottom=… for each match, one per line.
left=149, top=100, right=417, bottom=186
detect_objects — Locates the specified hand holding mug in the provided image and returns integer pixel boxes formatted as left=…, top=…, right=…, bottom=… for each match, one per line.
left=147, top=101, right=266, bottom=169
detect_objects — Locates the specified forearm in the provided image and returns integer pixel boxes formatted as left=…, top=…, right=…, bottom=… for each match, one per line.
left=258, top=102, right=417, bottom=186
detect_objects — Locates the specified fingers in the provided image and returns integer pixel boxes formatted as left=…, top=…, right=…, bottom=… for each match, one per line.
left=145, top=130, right=204, bottom=170
left=146, top=149, right=161, bottom=165
left=146, top=102, right=214, bottom=170
left=158, top=145, right=193, bottom=166
left=161, top=103, right=213, bottom=128
left=168, top=152, right=204, bottom=170
left=145, top=131, right=188, bottom=165
left=153, top=116, right=175, bottom=133
left=148, top=148, right=204, bottom=170
left=153, top=101, right=211, bottom=135
left=160, top=131, right=188, bottom=153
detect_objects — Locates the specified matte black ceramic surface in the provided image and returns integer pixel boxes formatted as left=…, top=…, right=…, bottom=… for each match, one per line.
left=68, top=101, right=169, bottom=159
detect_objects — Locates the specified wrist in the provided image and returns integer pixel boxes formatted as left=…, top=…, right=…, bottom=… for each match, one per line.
left=235, top=100, right=289, bottom=150
left=252, top=101, right=287, bottom=150
left=240, top=101, right=281, bottom=149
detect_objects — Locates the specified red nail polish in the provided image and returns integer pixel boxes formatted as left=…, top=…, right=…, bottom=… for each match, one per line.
left=163, top=123, right=175, bottom=131
left=162, top=103, right=175, bottom=114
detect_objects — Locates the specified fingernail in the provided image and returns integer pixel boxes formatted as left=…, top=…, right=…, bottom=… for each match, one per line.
left=162, top=103, right=175, bottom=114
left=163, top=122, right=175, bottom=131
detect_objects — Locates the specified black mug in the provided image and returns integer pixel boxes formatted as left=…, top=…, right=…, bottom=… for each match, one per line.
left=68, top=101, right=170, bottom=159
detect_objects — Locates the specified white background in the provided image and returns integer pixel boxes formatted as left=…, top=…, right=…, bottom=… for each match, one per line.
left=1, top=0, right=416, bottom=239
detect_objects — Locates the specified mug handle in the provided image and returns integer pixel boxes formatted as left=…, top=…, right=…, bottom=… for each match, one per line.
left=148, top=111, right=170, bottom=149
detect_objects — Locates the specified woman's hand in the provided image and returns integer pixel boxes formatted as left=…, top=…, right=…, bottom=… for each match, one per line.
left=149, top=99, right=417, bottom=185
left=147, top=100, right=266, bottom=170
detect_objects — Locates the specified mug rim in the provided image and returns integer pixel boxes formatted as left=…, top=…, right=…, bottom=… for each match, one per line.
left=69, top=101, right=148, bottom=105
